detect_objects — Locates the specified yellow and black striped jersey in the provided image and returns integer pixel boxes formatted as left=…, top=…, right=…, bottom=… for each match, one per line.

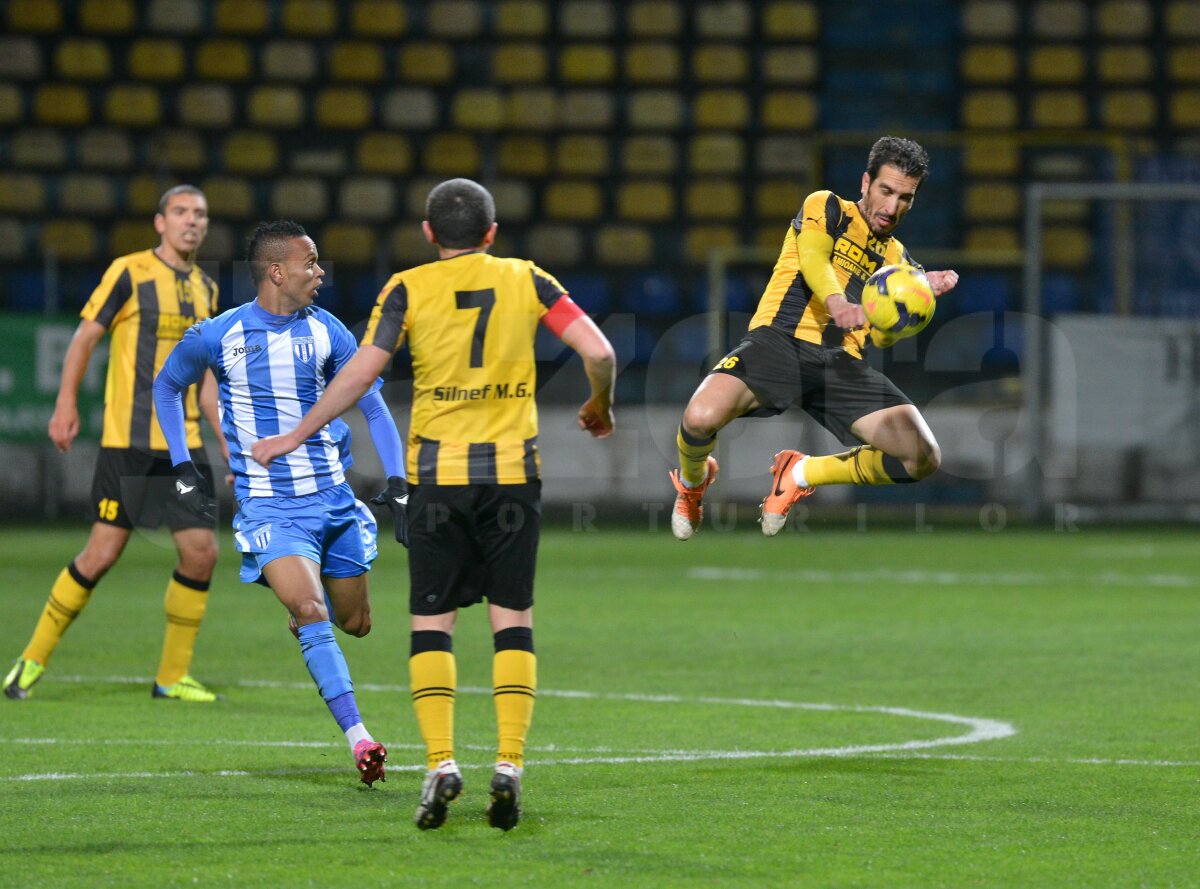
left=81, top=249, right=218, bottom=451
left=361, top=251, right=567, bottom=485
left=749, top=190, right=920, bottom=359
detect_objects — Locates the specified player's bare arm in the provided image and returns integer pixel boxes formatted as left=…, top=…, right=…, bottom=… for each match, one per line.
left=48, top=319, right=106, bottom=453
left=250, top=343, right=391, bottom=465
left=825, top=294, right=867, bottom=330
left=558, top=313, right=616, bottom=438
left=926, top=270, right=959, bottom=297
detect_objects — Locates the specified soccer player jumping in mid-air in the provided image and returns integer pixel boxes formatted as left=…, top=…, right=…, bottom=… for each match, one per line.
left=154, top=220, right=407, bottom=786
left=669, top=136, right=960, bottom=540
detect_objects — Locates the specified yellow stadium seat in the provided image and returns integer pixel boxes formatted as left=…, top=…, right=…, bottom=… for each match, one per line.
left=595, top=225, right=654, bottom=266
left=489, top=180, right=535, bottom=222
left=1030, top=90, right=1088, bottom=129
left=686, top=181, right=742, bottom=220
left=80, top=0, right=135, bottom=33
left=247, top=86, right=306, bottom=128
left=621, top=135, right=678, bottom=174
left=1028, top=46, right=1085, bottom=84
left=339, top=178, right=396, bottom=221
left=127, top=175, right=167, bottom=214
left=1043, top=199, right=1089, bottom=222
left=629, top=0, right=682, bottom=36
left=561, top=1, right=614, bottom=37
left=1166, top=1, right=1200, bottom=37
left=149, top=130, right=205, bottom=172
left=561, top=45, right=617, bottom=84
left=283, top=0, right=339, bottom=36
left=12, top=130, right=67, bottom=168
left=964, top=182, right=1021, bottom=222
left=351, top=0, right=407, bottom=37
left=105, top=85, right=162, bottom=127
left=544, top=181, right=604, bottom=222
left=1100, top=89, right=1157, bottom=128
left=179, top=84, right=237, bottom=128
left=60, top=175, right=117, bottom=216
left=525, top=224, right=584, bottom=267
left=42, top=221, right=99, bottom=262
left=261, top=40, right=319, bottom=82
left=222, top=132, right=279, bottom=175
left=763, top=1, right=820, bottom=40
left=560, top=90, right=614, bottom=129
left=399, top=44, right=456, bottom=84
left=693, top=45, right=750, bottom=84
left=627, top=90, right=684, bottom=130
left=7, top=0, right=62, bottom=32
left=1030, top=0, right=1087, bottom=38
left=556, top=135, right=610, bottom=176
left=757, top=135, right=815, bottom=176
left=451, top=88, right=506, bottom=130
left=696, top=1, right=752, bottom=39
left=200, top=177, right=257, bottom=219
left=423, top=133, right=482, bottom=175
left=0, top=173, right=47, bottom=213
left=1169, top=90, right=1200, bottom=127
left=357, top=133, right=412, bottom=175
left=685, top=225, right=739, bottom=264
left=962, top=137, right=1020, bottom=176
left=321, top=223, right=376, bottom=264
left=493, top=45, right=549, bottom=84
left=330, top=42, right=386, bottom=83
left=962, top=0, right=1019, bottom=38
left=625, top=44, right=680, bottom=84
left=55, top=39, right=112, bottom=80
left=0, top=37, right=42, bottom=79
left=763, top=47, right=819, bottom=84
left=962, top=45, right=1018, bottom=84
left=111, top=219, right=159, bottom=257
left=381, top=87, right=440, bottom=129
left=504, top=88, right=558, bottom=130
left=1044, top=225, right=1091, bottom=268
left=761, top=90, right=818, bottom=131
left=617, top=181, right=675, bottom=222
left=214, top=0, right=269, bottom=33
left=405, top=178, right=442, bottom=216
left=427, top=0, right=484, bottom=38
left=962, top=90, right=1019, bottom=129
left=315, top=88, right=372, bottom=129
left=0, top=219, right=27, bottom=261
left=1098, top=46, right=1153, bottom=83
left=495, top=0, right=550, bottom=37
left=195, top=39, right=254, bottom=80
left=0, top=85, right=23, bottom=125
left=129, top=38, right=186, bottom=81
left=694, top=90, right=751, bottom=129
left=755, top=181, right=806, bottom=220
left=391, top=222, right=434, bottom=265
left=1029, top=150, right=1091, bottom=179
left=964, top=226, right=1019, bottom=254
left=689, top=133, right=744, bottom=175
left=498, top=136, right=550, bottom=176
left=1096, top=0, right=1152, bottom=38
left=147, top=0, right=204, bottom=32
left=35, top=85, right=90, bottom=126
left=1169, top=47, right=1200, bottom=82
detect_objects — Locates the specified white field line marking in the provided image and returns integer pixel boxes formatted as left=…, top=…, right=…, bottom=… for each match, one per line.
left=687, top=566, right=1198, bottom=588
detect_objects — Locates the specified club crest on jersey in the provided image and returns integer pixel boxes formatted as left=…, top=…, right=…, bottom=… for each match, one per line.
left=292, top=336, right=315, bottom=363
left=253, top=525, right=272, bottom=550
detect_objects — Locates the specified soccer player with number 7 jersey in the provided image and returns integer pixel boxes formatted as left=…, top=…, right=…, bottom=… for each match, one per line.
left=252, top=179, right=616, bottom=831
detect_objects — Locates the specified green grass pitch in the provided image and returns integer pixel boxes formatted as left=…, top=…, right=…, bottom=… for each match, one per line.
left=0, top=523, right=1196, bottom=887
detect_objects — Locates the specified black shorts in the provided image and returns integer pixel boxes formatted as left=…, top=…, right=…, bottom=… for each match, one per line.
left=90, top=447, right=216, bottom=531
left=712, top=326, right=912, bottom=445
left=408, top=481, right=541, bottom=616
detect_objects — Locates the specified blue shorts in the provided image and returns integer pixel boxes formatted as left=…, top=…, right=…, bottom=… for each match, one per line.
left=233, top=483, right=379, bottom=585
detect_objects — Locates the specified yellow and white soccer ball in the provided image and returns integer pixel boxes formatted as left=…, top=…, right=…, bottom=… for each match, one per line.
left=861, top=264, right=936, bottom=348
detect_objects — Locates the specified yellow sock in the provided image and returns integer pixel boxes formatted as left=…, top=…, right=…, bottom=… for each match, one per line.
left=155, top=573, right=210, bottom=687
left=494, top=649, right=537, bottom=769
left=803, top=446, right=913, bottom=486
left=410, top=645, right=456, bottom=769
left=23, top=564, right=96, bottom=666
left=677, top=425, right=716, bottom=487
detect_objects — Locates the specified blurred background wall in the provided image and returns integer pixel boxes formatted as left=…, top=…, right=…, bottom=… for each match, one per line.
left=1, top=0, right=1199, bottom=522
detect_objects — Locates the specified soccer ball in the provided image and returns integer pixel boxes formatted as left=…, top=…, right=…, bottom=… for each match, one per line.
left=862, top=264, right=936, bottom=348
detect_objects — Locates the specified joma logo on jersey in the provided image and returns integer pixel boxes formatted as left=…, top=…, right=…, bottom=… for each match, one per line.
left=832, top=237, right=880, bottom=277
left=229, top=344, right=262, bottom=357
left=292, top=337, right=315, bottom=362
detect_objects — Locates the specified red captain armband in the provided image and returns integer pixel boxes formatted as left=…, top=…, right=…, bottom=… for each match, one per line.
left=540, top=295, right=586, bottom=337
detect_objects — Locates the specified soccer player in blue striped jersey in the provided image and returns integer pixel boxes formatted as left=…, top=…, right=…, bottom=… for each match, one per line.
left=153, top=220, right=406, bottom=786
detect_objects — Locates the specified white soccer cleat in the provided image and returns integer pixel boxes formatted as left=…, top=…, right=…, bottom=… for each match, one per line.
left=414, top=759, right=463, bottom=831
left=668, top=456, right=719, bottom=541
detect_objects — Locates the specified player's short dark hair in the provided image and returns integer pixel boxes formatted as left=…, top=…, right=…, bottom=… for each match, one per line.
left=246, top=220, right=309, bottom=285
left=866, top=136, right=931, bottom=188
left=425, top=178, right=495, bottom=249
left=157, top=184, right=205, bottom=215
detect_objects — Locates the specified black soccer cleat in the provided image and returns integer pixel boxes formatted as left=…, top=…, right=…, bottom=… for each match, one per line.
left=486, top=762, right=523, bottom=832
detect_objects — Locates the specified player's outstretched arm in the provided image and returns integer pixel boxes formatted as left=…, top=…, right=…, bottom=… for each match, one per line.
left=559, top=314, right=616, bottom=438
left=48, top=319, right=106, bottom=453
left=926, top=270, right=959, bottom=297
left=251, top=344, right=392, bottom=466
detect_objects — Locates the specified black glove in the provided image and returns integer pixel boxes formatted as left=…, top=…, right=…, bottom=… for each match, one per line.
left=173, top=461, right=216, bottom=525
left=370, top=476, right=409, bottom=547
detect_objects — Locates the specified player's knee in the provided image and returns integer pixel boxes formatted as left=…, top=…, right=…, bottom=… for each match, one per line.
left=909, top=440, right=941, bottom=480
left=341, top=611, right=371, bottom=637
left=681, top=402, right=723, bottom=440
left=292, top=598, right=330, bottom=625
left=179, top=542, right=218, bottom=578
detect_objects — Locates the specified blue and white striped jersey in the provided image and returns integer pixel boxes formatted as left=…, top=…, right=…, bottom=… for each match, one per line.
left=157, top=300, right=382, bottom=500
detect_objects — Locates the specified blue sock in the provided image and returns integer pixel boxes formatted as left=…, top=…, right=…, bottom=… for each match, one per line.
left=297, top=621, right=361, bottom=733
